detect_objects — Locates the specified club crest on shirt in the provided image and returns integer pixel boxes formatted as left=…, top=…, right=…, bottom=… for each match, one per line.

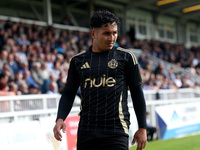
left=108, top=59, right=118, bottom=69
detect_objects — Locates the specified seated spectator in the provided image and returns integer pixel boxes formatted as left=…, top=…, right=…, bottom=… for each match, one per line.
left=173, top=73, right=182, bottom=88
left=146, top=112, right=158, bottom=141
left=18, top=60, right=29, bottom=74
left=28, top=85, right=41, bottom=94
left=7, top=53, right=19, bottom=74
left=138, top=54, right=148, bottom=69
left=46, top=81, right=59, bottom=95
left=23, top=69, right=37, bottom=88
left=182, top=74, right=195, bottom=88
left=18, top=81, right=29, bottom=95
left=57, top=72, right=66, bottom=94
left=8, top=81, right=21, bottom=95
left=0, top=72, right=9, bottom=84
left=44, top=53, right=54, bottom=72
left=0, top=63, right=14, bottom=82
left=17, top=33, right=30, bottom=46
left=154, top=61, right=168, bottom=76
left=0, top=49, right=8, bottom=69
left=17, top=44, right=28, bottom=63
left=0, top=81, right=15, bottom=96
left=0, top=81, right=15, bottom=112
left=27, top=53, right=37, bottom=70
left=14, top=71, right=24, bottom=87
left=50, top=61, right=61, bottom=80
left=39, top=62, right=50, bottom=81
left=31, top=62, right=44, bottom=88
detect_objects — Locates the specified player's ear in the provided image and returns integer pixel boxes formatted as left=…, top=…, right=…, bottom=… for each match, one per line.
left=91, top=29, right=95, bottom=39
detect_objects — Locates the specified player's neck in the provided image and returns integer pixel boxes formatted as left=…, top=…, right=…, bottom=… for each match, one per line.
left=91, top=45, right=110, bottom=53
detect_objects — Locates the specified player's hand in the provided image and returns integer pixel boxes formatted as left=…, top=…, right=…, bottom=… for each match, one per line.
left=53, top=119, right=66, bottom=141
left=132, top=128, right=147, bottom=150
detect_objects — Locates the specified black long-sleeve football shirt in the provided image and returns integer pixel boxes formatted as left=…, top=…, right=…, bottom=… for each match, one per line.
left=56, top=46, right=146, bottom=135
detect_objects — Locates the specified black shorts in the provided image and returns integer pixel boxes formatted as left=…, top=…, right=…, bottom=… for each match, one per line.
left=77, top=131, right=129, bottom=150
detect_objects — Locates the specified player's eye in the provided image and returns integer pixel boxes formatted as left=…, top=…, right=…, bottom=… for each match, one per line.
left=113, top=31, right=117, bottom=35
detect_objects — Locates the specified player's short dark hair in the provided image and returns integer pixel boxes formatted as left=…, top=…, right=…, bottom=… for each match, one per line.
left=90, top=10, right=120, bottom=29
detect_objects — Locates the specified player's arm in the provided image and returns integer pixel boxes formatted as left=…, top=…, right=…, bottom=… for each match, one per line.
left=125, top=52, right=147, bottom=149
left=54, top=58, right=80, bottom=141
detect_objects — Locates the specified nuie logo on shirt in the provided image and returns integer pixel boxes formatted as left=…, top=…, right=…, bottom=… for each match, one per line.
left=84, top=74, right=116, bottom=88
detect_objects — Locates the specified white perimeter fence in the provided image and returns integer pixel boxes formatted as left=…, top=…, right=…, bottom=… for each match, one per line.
left=0, top=88, right=200, bottom=126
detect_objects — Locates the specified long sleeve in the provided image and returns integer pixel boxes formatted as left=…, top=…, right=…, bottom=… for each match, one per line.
left=125, top=52, right=147, bottom=129
left=130, top=85, right=146, bottom=129
left=56, top=58, right=80, bottom=121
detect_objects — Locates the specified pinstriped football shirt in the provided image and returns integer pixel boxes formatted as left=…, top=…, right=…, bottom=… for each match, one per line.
left=57, top=46, right=144, bottom=136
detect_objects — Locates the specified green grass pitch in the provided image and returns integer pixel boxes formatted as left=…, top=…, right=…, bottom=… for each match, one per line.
left=130, top=133, right=200, bottom=150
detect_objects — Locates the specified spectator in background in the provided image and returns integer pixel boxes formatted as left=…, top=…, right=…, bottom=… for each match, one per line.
left=0, top=63, right=14, bottom=82
left=49, top=73, right=58, bottom=91
left=0, top=81, right=15, bottom=96
left=46, top=81, right=59, bottom=94
left=168, top=67, right=176, bottom=81
left=138, top=54, right=148, bottom=69
left=154, top=61, right=168, bottom=77
left=173, top=73, right=182, bottom=88
left=14, top=71, right=24, bottom=87
left=160, top=76, right=170, bottom=89
left=56, top=42, right=66, bottom=54
left=61, top=15, right=74, bottom=26
left=146, top=112, right=158, bottom=141
left=7, top=53, right=19, bottom=74
left=23, top=69, right=37, bottom=88
left=0, top=17, right=200, bottom=96
left=27, top=53, right=37, bottom=70
left=18, top=81, right=29, bottom=95
left=65, top=50, right=75, bottom=63
left=8, top=81, right=21, bottom=95
left=28, top=84, right=40, bottom=94
left=57, top=72, right=66, bottom=94
left=17, top=33, right=30, bottom=46
left=0, top=49, right=8, bottom=69
left=18, top=61, right=29, bottom=74
left=0, top=72, right=9, bottom=84
left=182, top=74, right=195, bottom=88
left=51, top=61, right=61, bottom=80
left=31, top=62, right=44, bottom=88
left=0, top=81, right=15, bottom=112
left=13, top=52, right=21, bottom=66
left=39, top=62, right=50, bottom=81
left=45, top=53, right=54, bottom=72
left=17, top=44, right=28, bottom=63
left=56, top=53, right=64, bottom=64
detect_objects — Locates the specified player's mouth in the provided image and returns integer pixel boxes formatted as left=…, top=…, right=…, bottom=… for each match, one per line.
left=107, top=43, right=114, bottom=47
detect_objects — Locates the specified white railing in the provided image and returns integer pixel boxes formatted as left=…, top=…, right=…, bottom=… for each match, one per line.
left=143, top=88, right=200, bottom=101
left=0, top=88, right=200, bottom=124
left=0, top=94, right=60, bottom=123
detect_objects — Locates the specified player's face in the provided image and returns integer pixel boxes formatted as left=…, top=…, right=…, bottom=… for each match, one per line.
left=91, top=23, right=118, bottom=52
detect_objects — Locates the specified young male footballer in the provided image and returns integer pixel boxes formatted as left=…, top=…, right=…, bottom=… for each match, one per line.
left=53, top=10, right=147, bottom=150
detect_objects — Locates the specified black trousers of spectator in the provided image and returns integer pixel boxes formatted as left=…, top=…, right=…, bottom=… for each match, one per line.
left=147, top=126, right=157, bottom=141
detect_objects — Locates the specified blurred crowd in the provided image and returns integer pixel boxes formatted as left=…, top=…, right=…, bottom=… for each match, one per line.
left=135, top=39, right=200, bottom=91
left=0, top=19, right=92, bottom=96
left=0, top=19, right=200, bottom=97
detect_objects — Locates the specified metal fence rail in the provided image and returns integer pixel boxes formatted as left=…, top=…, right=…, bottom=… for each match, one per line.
left=0, top=88, right=200, bottom=124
